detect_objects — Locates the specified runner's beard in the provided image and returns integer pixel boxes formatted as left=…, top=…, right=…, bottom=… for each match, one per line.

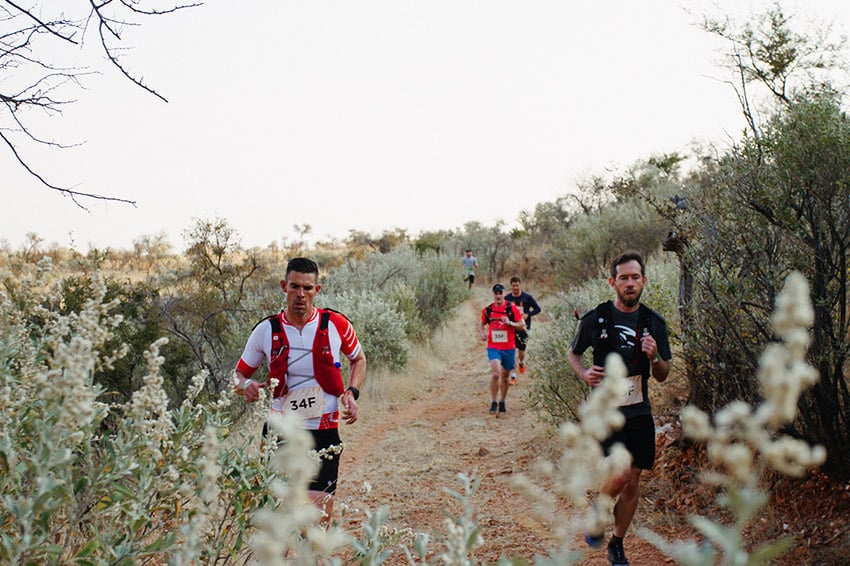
left=619, top=289, right=643, bottom=308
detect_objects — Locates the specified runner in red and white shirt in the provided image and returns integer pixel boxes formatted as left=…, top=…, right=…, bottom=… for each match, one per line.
left=234, top=257, right=366, bottom=525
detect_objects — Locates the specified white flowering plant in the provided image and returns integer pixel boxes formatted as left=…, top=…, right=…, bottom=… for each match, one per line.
left=0, top=263, right=493, bottom=565
left=511, top=354, right=633, bottom=565
left=640, top=272, right=827, bottom=565
left=0, top=267, right=283, bottom=564
left=1, top=256, right=827, bottom=565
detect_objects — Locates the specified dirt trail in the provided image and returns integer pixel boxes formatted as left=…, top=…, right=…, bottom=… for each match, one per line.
left=336, top=291, right=673, bottom=564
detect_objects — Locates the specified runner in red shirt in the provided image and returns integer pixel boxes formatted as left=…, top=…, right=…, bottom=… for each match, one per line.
left=480, top=283, right=524, bottom=417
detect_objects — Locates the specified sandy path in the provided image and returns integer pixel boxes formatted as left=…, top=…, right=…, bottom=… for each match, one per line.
left=336, top=292, right=671, bottom=565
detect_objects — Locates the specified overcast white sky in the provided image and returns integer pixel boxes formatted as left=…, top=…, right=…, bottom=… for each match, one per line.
left=3, top=0, right=849, bottom=252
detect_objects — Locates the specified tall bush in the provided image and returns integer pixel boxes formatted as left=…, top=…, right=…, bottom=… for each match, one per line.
left=324, top=246, right=467, bottom=341
left=644, top=4, right=850, bottom=477
left=645, top=272, right=826, bottom=565
left=658, top=92, right=850, bottom=476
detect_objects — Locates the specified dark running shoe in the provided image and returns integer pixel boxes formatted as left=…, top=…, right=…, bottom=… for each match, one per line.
left=584, top=532, right=604, bottom=548
left=607, top=538, right=629, bottom=566
left=498, top=401, right=506, bottom=415
left=489, top=401, right=498, bottom=415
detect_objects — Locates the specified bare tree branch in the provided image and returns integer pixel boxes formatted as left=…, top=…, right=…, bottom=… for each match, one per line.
left=4, top=0, right=78, bottom=43
left=0, top=0, right=200, bottom=207
left=1, top=128, right=137, bottom=208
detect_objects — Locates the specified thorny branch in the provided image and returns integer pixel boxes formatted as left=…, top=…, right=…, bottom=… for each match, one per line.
left=0, top=0, right=200, bottom=207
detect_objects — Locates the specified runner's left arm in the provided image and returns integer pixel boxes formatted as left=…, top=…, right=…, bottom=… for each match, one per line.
left=526, top=295, right=542, bottom=319
left=341, top=349, right=366, bottom=424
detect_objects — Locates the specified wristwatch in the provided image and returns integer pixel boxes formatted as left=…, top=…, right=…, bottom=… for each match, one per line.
left=346, top=386, right=360, bottom=400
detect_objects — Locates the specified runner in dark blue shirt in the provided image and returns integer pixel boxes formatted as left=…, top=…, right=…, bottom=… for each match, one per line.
left=504, top=276, right=542, bottom=383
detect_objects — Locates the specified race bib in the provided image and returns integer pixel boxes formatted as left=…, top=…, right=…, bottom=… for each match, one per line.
left=283, top=386, right=325, bottom=419
left=620, top=375, right=644, bottom=406
left=491, top=329, right=508, bottom=343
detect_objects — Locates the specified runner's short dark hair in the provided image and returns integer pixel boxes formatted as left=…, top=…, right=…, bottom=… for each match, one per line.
left=610, top=250, right=645, bottom=278
left=286, top=257, right=319, bottom=279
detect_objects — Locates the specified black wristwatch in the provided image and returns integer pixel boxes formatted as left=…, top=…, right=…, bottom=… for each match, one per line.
left=346, top=386, right=360, bottom=400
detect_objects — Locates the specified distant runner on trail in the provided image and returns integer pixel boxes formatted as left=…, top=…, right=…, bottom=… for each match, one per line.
left=462, top=248, right=478, bottom=290
left=567, top=250, right=671, bottom=566
left=504, top=275, right=541, bottom=384
left=234, top=257, right=367, bottom=527
left=480, top=283, right=524, bottom=417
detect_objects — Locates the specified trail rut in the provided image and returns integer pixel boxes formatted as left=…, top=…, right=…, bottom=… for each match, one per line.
left=336, top=292, right=672, bottom=564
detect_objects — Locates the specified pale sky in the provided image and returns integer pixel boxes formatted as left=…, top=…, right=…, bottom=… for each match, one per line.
left=3, top=1, right=849, bottom=252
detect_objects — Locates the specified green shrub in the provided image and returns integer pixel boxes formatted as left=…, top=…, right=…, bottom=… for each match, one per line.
left=324, top=246, right=467, bottom=344
left=323, top=289, right=410, bottom=373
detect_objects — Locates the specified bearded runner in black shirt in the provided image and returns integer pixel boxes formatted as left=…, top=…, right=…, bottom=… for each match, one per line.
left=567, top=250, right=671, bottom=566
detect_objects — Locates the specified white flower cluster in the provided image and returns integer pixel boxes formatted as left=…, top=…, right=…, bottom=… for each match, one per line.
left=48, top=335, right=99, bottom=432
left=316, top=441, right=344, bottom=460
left=124, top=337, right=175, bottom=461
left=438, top=515, right=484, bottom=566
left=34, top=274, right=127, bottom=434
left=181, top=370, right=208, bottom=409
left=42, top=273, right=128, bottom=373
left=644, top=272, right=829, bottom=565
left=681, top=272, right=826, bottom=482
left=250, top=411, right=348, bottom=564
left=200, top=426, right=222, bottom=516
left=434, top=474, right=484, bottom=565
left=513, top=353, right=632, bottom=555
left=172, top=426, right=223, bottom=565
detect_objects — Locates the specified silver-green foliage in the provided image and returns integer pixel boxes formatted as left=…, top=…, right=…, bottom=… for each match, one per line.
left=325, top=289, right=410, bottom=372
left=0, top=262, right=488, bottom=565
left=409, top=251, right=469, bottom=332
left=322, top=246, right=467, bottom=372
left=550, top=191, right=669, bottom=289
left=1, top=262, right=821, bottom=565
left=668, top=6, right=850, bottom=473
left=523, top=311, right=585, bottom=426
left=642, top=272, right=826, bottom=565
left=0, top=268, right=276, bottom=564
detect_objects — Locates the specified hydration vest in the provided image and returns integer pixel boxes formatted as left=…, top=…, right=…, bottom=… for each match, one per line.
left=484, top=302, right=517, bottom=323
left=264, top=308, right=347, bottom=398
left=588, top=301, right=654, bottom=378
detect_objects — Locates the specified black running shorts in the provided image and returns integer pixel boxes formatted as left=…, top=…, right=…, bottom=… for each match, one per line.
left=262, top=424, right=344, bottom=493
left=600, top=413, right=656, bottom=470
left=515, top=329, right=529, bottom=351
left=309, top=428, right=343, bottom=494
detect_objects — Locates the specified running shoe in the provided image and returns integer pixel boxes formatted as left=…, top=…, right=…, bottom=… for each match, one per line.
left=498, top=401, right=506, bottom=416
left=489, top=401, right=498, bottom=415
left=607, top=538, right=629, bottom=566
left=509, top=372, right=517, bottom=385
left=584, top=532, right=604, bottom=548
left=518, top=361, right=526, bottom=374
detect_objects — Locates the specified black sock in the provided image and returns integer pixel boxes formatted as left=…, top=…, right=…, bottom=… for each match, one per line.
left=609, top=535, right=623, bottom=546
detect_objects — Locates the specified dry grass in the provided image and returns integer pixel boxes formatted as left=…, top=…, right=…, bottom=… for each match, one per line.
left=359, top=294, right=482, bottom=407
